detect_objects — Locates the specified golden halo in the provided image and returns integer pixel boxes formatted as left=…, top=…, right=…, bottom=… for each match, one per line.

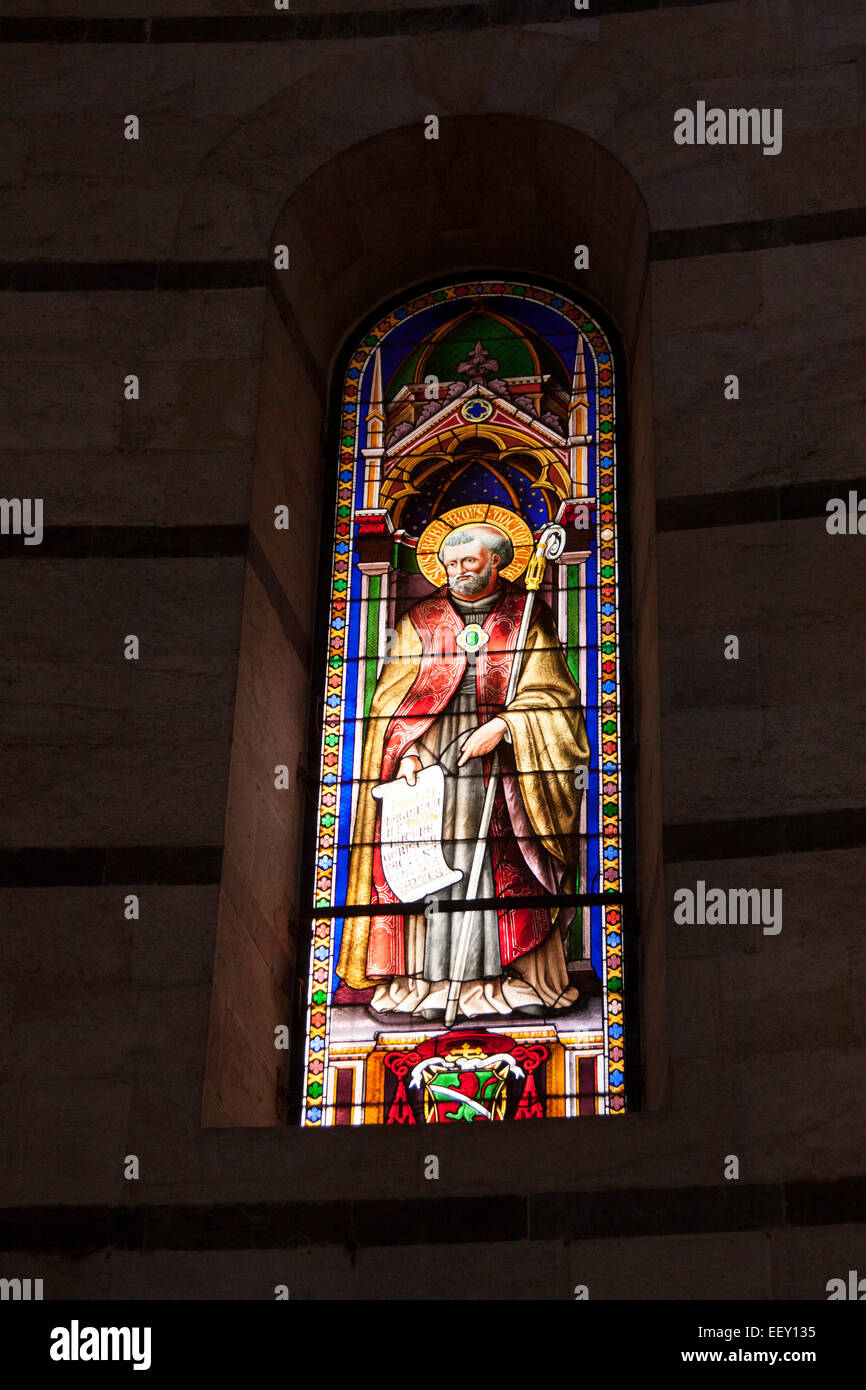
left=416, top=504, right=534, bottom=587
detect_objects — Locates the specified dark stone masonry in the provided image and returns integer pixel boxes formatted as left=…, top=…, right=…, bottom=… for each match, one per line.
left=0, top=0, right=863, bottom=1301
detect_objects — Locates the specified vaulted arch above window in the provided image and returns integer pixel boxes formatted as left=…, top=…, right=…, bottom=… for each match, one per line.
left=203, top=117, right=662, bottom=1133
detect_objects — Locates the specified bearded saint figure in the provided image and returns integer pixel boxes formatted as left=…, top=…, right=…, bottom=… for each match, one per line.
left=337, top=521, right=592, bottom=1022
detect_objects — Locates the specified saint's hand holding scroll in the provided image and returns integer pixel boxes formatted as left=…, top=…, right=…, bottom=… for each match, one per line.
left=337, top=519, right=591, bottom=1022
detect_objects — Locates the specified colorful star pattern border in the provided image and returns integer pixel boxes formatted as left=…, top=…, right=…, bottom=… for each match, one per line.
left=301, top=279, right=625, bottom=1124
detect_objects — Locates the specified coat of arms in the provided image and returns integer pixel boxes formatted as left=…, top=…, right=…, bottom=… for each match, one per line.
left=383, top=1030, right=548, bottom=1123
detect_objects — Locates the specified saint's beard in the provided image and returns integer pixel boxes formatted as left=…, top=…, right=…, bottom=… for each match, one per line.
left=448, top=559, right=494, bottom=598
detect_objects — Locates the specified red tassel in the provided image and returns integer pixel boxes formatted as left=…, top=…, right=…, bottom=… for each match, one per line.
left=386, top=1077, right=416, bottom=1125
left=514, top=1071, right=543, bottom=1120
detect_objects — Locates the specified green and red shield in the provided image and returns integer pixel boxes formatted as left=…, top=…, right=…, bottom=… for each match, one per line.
left=419, top=1057, right=510, bottom=1122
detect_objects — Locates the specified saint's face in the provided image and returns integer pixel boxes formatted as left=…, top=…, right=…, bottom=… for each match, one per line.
left=443, top=540, right=500, bottom=599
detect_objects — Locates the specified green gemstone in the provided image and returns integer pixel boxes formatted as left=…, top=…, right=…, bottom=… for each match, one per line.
left=601, top=565, right=614, bottom=578
left=603, top=720, right=616, bottom=734
left=341, top=435, right=353, bottom=448
left=312, top=990, right=327, bottom=1006
left=334, top=580, right=347, bottom=593
left=321, top=814, right=335, bottom=828
left=337, top=505, right=350, bottom=518
left=324, top=734, right=338, bottom=747
left=329, top=655, right=342, bottom=668
left=602, top=641, right=615, bottom=653
left=607, top=975, right=622, bottom=992
left=604, top=801, right=617, bottom=816
left=600, top=421, right=613, bottom=433
left=307, top=1082, right=323, bottom=1099
left=316, top=897, right=329, bottom=908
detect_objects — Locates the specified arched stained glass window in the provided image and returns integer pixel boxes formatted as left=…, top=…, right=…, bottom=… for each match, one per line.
left=298, top=278, right=634, bottom=1126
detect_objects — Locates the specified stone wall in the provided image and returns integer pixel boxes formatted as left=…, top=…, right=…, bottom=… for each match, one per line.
left=1, top=0, right=864, bottom=1298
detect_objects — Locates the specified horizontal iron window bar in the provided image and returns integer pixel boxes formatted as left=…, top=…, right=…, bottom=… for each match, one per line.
left=311, top=892, right=625, bottom=918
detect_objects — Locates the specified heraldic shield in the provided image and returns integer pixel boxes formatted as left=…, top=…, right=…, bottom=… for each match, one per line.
left=383, top=1031, right=548, bottom=1123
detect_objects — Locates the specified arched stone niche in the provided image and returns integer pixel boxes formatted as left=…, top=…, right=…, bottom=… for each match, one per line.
left=202, top=115, right=665, bottom=1126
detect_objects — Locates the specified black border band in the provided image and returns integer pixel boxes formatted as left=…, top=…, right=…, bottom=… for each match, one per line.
left=0, top=1, right=738, bottom=46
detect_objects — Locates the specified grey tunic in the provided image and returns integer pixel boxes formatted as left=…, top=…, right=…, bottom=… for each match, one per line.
left=416, top=590, right=503, bottom=983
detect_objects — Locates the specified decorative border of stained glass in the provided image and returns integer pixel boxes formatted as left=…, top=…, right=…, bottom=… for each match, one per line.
left=300, top=279, right=627, bottom=1125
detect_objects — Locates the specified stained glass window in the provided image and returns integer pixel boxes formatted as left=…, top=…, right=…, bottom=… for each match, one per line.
left=298, top=279, right=633, bottom=1126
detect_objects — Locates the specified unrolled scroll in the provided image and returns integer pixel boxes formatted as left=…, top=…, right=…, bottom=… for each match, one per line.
left=371, top=764, right=463, bottom=902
